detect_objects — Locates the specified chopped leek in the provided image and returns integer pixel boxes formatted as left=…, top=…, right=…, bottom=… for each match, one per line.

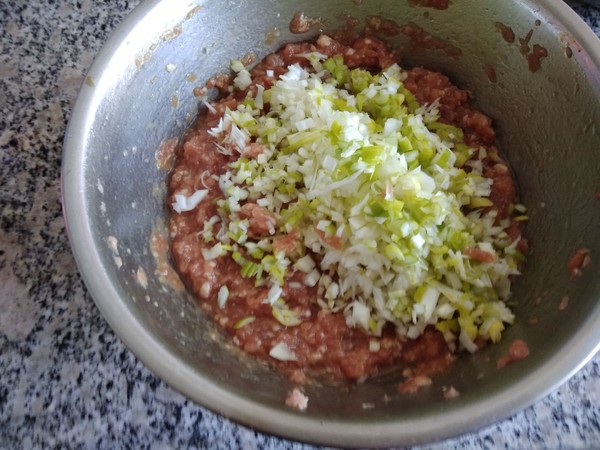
left=205, top=55, right=524, bottom=350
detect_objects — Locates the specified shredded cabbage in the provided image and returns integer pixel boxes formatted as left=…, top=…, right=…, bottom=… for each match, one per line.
left=203, top=55, right=525, bottom=351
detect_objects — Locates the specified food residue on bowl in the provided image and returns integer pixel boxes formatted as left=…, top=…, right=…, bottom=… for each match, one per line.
left=496, top=339, right=529, bottom=369
left=289, top=12, right=321, bottom=34
left=285, top=387, right=309, bottom=411
left=567, top=248, right=591, bottom=279
left=151, top=229, right=186, bottom=292
left=398, top=374, right=432, bottom=394
left=484, top=64, right=497, bottom=83
left=409, top=0, right=450, bottom=10
left=495, top=22, right=549, bottom=73
left=264, top=27, right=281, bottom=46
left=399, top=21, right=462, bottom=58
left=166, top=33, right=527, bottom=384
left=136, top=267, right=148, bottom=289
left=495, top=22, right=516, bottom=44
left=442, top=385, right=460, bottom=399
left=156, top=138, right=179, bottom=170
left=106, top=235, right=123, bottom=269
left=559, top=295, right=569, bottom=311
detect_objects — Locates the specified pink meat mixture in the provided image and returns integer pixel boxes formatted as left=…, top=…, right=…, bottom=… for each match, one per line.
left=167, top=34, right=526, bottom=382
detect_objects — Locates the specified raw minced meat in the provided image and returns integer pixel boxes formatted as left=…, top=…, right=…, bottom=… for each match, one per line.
left=167, top=34, right=526, bottom=382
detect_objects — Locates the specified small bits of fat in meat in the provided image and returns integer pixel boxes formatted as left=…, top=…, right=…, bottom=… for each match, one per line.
left=205, top=74, right=231, bottom=93
left=397, top=374, right=433, bottom=394
left=567, top=248, right=591, bottom=279
left=273, top=229, right=302, bottom=257
left=497, top=339, right=530, bottom=369
left=314, top=226, right=343, bottom=250
left=239, top=203, right=277, bottom=237
left=242, top=142, right=267, bottom=159
left=285, top=387, right=308, bottom=411
left=316, top=34, right=346, bottom=57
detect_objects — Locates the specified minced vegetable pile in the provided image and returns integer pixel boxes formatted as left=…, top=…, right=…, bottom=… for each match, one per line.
left=172, top=50, right=527, bottom=356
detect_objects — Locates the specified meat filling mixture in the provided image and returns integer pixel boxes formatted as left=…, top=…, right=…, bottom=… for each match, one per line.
left=167, top=35, right=528, bottom=383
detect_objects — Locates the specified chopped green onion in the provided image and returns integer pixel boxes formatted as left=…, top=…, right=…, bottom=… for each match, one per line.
left=234, top=316, right=256, bottom=329
left=272, top=300, right=302, bottom=327
left=207, top=56, right=524, bottom=349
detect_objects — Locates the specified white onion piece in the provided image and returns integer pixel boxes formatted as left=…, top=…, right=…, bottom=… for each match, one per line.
left=172, top=189, right=208, bottom=213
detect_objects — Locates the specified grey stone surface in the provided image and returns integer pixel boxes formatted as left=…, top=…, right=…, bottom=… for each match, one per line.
left=1, top=1, right=599, bottom=448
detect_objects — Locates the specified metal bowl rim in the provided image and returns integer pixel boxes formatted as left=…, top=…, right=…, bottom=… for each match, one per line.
left=61, top=0, right=600, bottom=446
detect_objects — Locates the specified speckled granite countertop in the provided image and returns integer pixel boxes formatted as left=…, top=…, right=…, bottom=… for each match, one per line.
left=1, top=1, right=599, bottom=448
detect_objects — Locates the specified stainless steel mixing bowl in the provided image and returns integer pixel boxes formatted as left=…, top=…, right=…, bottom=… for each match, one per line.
left=61, top=0, right=600, bottom=446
